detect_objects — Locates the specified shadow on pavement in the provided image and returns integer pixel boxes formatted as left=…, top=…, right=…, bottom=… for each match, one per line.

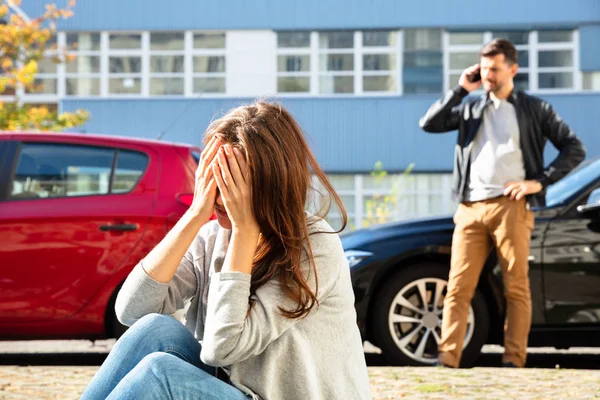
left=0, top=352, right=599, bottom=369
left=364, top=352, right=600, bottom=369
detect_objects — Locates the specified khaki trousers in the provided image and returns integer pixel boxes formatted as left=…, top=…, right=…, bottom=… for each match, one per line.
left=438, top=196, right=534, bottom=368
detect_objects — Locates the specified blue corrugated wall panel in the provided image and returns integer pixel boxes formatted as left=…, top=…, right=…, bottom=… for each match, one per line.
left=19, top=0, right=600, bottom=31
left=61, top=94, right=600, bottom=173
left=580, top=25, right=600, bottom=71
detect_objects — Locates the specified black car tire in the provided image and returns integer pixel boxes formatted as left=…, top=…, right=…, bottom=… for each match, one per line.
left=106, top=283, right=129, bottom=339
left=371, top=262, right=489, bottom=367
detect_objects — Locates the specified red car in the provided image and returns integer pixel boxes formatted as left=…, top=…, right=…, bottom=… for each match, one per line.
left=0, top=132, right=201, bottom=339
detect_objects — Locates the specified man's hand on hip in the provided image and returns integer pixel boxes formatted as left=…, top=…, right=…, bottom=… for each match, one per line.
left=504, top=180, right=543, bottom=200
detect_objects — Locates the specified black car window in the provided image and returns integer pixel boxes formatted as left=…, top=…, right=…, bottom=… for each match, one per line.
left=545, top=158, right=600, bottom=208
left=112, top=150, right=149, bottom=193
left=9, top=143, right=114, bottom=200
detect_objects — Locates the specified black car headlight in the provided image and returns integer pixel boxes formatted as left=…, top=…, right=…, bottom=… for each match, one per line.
left=344, top=250, right=373, bottom=269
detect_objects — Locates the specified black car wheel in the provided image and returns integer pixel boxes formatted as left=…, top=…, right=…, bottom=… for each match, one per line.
left=371, top=262, right=489, bottom=367
left=106, top=283, right=129, bottom=339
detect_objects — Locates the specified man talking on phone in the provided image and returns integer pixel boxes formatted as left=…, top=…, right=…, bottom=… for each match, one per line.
left=419, top=38, right=585, bottom=368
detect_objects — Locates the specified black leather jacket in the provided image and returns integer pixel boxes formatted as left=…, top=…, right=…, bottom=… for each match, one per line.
left=419, top=86, right=586, bottom=207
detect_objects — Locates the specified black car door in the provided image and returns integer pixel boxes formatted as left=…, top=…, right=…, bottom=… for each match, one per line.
left=542, top=177, right=600, bottom=325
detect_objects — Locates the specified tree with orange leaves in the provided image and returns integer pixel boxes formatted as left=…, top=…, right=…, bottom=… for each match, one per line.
left=0, top=0, right=89, bottom=131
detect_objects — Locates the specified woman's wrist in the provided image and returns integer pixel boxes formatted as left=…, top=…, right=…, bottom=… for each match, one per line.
left=186, top=204, right=212, bottom=223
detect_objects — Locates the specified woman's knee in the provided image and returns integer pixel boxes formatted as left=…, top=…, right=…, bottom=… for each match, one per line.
left=118, top=314, right=196, bottom=353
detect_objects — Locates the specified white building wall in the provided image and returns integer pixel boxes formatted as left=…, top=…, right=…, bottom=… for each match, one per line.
left=226, top=30, right=277, bottom=97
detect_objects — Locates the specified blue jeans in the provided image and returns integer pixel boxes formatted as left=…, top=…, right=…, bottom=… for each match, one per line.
left=80, top=313, right=249, bottom=400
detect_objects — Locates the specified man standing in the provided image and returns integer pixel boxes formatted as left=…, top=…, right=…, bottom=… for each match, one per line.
left=419, top=38, right=585, bottom=368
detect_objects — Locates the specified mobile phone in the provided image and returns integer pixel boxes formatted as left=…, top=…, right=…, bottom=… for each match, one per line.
left=468, top=70, right=481, bottom=83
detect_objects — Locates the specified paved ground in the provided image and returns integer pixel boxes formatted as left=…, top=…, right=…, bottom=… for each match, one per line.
left=0, top=341, right=599, bottom=399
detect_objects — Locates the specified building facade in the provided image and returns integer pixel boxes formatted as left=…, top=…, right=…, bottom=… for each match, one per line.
left=11, top=0, right=600, bottom=228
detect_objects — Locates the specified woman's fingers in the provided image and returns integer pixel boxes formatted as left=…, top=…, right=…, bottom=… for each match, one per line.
left=212, top=162, right=229, bottom=199
left=198, top=137, right=221, bottom=175
left=224, top=145, right=245, bottom=185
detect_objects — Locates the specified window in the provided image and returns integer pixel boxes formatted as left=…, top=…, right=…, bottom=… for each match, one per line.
left=29, top=55, right=59, bottom=96
left=10, top=144, right=114, bottom=199
left=403, top=29, right=443, bottom=94
left=150, top=32, right=185, bottom=95
left=113, top=150, right=149, bottom=193
left=319, top=31, right=354, bottom=94
left=362, top=31, right=397, bottom=93
left=192, top=32, right=226, bottom=94
left=108, top=33, right=143, bottom=95
left=66, top=33, right=101, bottom=96
left=320, top=173, right=455, bottom=231
left=444, top=30, right=577, bottom=92
left=583, top=72, right=600, bottom=91
left=277, top=31, right=311, bottom=93
left=9, top=144, right=149, bottom=199
left=276, top=30, right=399, bottom=95
left=536, top=30, right=575, bottom=90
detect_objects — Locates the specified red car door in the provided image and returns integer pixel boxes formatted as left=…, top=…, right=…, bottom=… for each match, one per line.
left=0, top=139, right=158, bottom=323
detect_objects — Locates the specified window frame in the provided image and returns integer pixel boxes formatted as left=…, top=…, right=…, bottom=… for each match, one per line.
left=5, top=142, right=150, bottom=202
left=443, top=29, right=581, bottom=93
left=64, top=32, right=102, bottom=97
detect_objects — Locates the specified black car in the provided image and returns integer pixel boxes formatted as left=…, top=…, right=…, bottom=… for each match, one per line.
left=343, top=158, right=600, bottom=367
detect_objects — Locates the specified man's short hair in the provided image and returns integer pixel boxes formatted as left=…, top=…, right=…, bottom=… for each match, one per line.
left=480, top=38, right=518, bottom=65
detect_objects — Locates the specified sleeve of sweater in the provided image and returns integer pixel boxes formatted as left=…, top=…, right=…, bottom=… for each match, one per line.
left=200, top=221, right=345, bottom=367
left=114, top=226, right=207, bottom=326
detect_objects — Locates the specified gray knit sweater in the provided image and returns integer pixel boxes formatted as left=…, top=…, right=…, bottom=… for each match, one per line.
left=115, top=217, right=372, bottom=400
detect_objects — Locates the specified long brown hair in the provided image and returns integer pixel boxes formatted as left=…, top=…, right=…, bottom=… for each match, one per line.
left=203, top=101, right=347, bottom=319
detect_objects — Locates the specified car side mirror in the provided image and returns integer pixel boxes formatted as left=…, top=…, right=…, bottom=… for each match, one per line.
left=577, top=188, right=600, bottom=219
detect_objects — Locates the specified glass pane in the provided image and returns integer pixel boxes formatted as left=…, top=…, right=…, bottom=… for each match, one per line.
left=109, top=57, right=141, bottom=73
left=491, top=31, right=529, bottom=45
left=403, top=81, right=443, bottom=94
left=538, top=72, right=573, bottom=89
left=319, top=31, right=354, bottom=49
left=278, top=32, right=310, bottom=48
left=404, top=29, right=442, bottom=50
left=517, top=50, right=529, bottom=68
left=37, top=58, right=57, bottom=74
left=583, top=72, right=600, bottom=91
left=538, top=30, right=573, bottom=43
left=29, top=78, right=57, bottom=94
left=278, top=55, right=310, bottom=72
left=150, top=32, right=184, bottom=50
left=328, top=174, right=355, bottom=190
left=277, top=77, right=310, bottom=92
left=150, top=77, right=184, bottom=95
left=151, top=55, right=184, bottom=73
left=193, top=56, right=225, bottom=73
left=66, top=55, right=100, bottom=73
left=194, top=77, right=225, bottom=93
left=66, top=77, right=100, bottom=96
left=449, top=32, right=484, bottom=45
left=363, top=31, right=396, bottom=47
left=514, top=73, right=529, bottom=91
left=363, top=54, right=396, bottom=71
left=339, top=194, right=355, bottom=214
left=449, top=52, right=479, bottom=70
left=193, top=32, right=226, bottom=49
left=404, top=51, right=442, bottom=68
left=109, top=77, right=142, bottom=94
left=538, top=50, right=573, bottom=68
left=449, top=73, right=462, bottom=87
left=67, top=33, right=100, bottom=51
left=319, top=54, right=353, bottom=71
left=363, top=75, right=396, bottom=92
left=10, top=144, right=113, bottom=199
left=109, top=34, right=141, bottom=49
left=112, top=150, right=149, bottom=193
left=319, top=76, right=353, bottom=94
